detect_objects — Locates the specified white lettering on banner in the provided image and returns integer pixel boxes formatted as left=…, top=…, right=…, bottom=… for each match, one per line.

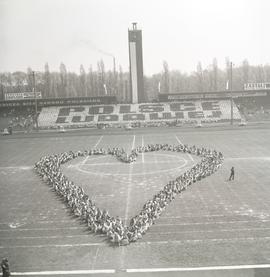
left=244, top=82, right=270, bottom=91
left=5, top=92, right=42, bottom=100
left=139, top=104, right=164, bottom=113
left=38, top=100, right=242, bottom=127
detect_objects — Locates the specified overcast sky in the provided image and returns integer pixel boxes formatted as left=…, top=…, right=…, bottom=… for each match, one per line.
left=0, top=0, right=269, bottom=75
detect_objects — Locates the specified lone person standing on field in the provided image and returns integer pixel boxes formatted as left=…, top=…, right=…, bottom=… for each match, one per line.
left=1, top=258, right=10, bottom=277
left=229, top=166, right=235, bottom=181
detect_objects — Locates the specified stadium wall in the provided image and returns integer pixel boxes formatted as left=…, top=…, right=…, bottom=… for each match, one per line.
left=0, top=96, right=117, bottom=109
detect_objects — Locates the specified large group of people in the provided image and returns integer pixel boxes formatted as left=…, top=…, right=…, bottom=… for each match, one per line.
left=0, top=107, right=36, bottom=133
left=34, top=143, right=223, bottom=246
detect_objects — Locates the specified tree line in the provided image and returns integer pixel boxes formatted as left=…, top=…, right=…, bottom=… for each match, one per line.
left=1, top=58, right=270, bottom=102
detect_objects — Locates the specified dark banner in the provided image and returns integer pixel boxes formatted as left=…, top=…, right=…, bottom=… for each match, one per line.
left=0, top=96, right=116, bottom=109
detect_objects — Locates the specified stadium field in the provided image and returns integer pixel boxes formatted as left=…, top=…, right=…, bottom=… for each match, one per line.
left=0, top=126, right=270, bottom=277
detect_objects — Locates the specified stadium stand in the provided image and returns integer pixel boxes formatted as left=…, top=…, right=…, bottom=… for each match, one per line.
left=235, top=95, right=270, bottom=121
left=0, top=107, right=36, bottom=132
left=37, top=99, right=242, bottom=129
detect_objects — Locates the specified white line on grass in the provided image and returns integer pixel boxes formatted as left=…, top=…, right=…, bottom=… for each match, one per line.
left=9, top=264, right=270, bottom=275
left=77, top=161, right=181, bottom=166
left=0, top=242, right=105, bottom=249
left=2, top=236, right=270, bottom=249
left=0, top=226, right=86, bottom=232
left=121, top=135, right=136, bottom=269
left=153, top=219, right=270, bottom=226
left=2, top=218, right=268, bottom=230
left=147, top=226, right=270, bottom=234
left=76, top=152, right=188, bottom=176
left=94, top=135, right=104, bottom=149
left=126, top=264, right=270, bottom=273
left=0, top=234, right=101, bottom=240
left=175, top=135, right=194, bottom=162
left=131, top=134, right=136, bottom=149
left=2, top=227, right=270, bottom=240
left=140, top=236, right=270, bottom=245
left=11, top=269, right=115, bottom=275
left=0, top=166, right=32, bottom=170
left=227, top=156, right=270, bottom=161
left=141, top=135, right=145, bottom=163
left=124, top=134, right=136, bottom=224
left=81, top=135, right=103, bottom=165
left=91, top=247, right=100, bottom=270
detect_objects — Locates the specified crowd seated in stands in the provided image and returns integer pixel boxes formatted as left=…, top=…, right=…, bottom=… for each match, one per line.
left=35, top=143, right=223, bottom=246
left=235, top=96, right=270, bottom=121
left=0, top=107, right=37, bottom=132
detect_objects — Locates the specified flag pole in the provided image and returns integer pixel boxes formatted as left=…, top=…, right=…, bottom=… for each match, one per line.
left=230, top=62, right=233, bottom=125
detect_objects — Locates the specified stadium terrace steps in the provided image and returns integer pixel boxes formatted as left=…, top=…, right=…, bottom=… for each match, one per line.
left=37, top=100, right=242, bottom=128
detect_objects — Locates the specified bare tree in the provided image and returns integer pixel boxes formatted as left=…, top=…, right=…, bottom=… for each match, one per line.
left=44, top=63, right=51, bottom=98
left=242, top=59, right=249, bottom=85
left=79, top=64, right=87, bottom=97
left=59, top=63, right=67, bottom=97
left=196, top=62, right=204, bottom=92
left=213, top=58, right=218, bottom=91
left=97, top=59, right=106, bottom=95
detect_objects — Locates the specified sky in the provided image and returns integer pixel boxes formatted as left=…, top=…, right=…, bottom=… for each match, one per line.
left=0, top=0, right=269, bottom=75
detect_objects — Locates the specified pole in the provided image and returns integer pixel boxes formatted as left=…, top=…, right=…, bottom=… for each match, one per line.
left=230, top=62, right=233, bottom=125
left=32, top=71, right=38, bottom=130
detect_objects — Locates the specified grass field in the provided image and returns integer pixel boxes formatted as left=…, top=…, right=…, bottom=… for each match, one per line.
left=0, top=126, right=270, bottom=277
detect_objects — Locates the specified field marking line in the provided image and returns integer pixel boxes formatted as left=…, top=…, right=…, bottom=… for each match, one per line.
left=140, top=236, right=270, bottom=245
left=11, top=269, right=115, bottom=275
left=3, top=156, right=269, bottom=172
left=0, top=166, right=32, bottom=170
left=0, top=226, right=86, bottom=232
left=0, top=242, right=105, bottom=249
left=2, top=236, right=270, bottom=249
left=1, top=218, right=269, bottom=227
left=2, top=227, right=270, bottom=240
left=121, top=134, right=136, bottom=269
left=131, top=134, right=136, bottom=149
left=78, top=160, right=183, bottom=166
left=174, top=135, right=194, bottom=162
left=122, top=134, right=136, bottom=224
left=227, top=156, right=270, bottom=161
left=124, top=134, right=136, bottom=224
left=141, top=135, right=145, bottom=163
left=94, top=135, right=104, bottom=149
left=76, top=152, right=188, bottom=176
left=2, top=217, right=269, bottom=229
left=9, top=265, right=270, bottom=275
left=91, top=246, right=100, bottom=270
left=153, top=219, right=270, bottom=226
left=1, top=219, right=269, bottom=234
left=147, top=226, right=270, bottom=235
left=0, top=234, right=100, bottom=240
left=81, top=135, right=103, bottom=165
left=126, top=264, right=270, bottom=273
